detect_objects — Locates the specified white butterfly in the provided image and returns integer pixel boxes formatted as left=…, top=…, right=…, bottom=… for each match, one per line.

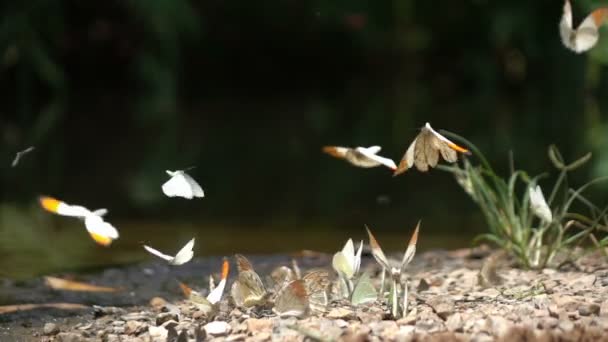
left=39, top=196, right=119, bottom=246
left=162, top=170, right=204, bottom=199
left=560, top=0, right=608, bottom=53
left=529, top=185, right=553, bottom=223
left=323, top=145, right=397, bottom=170
left=179, top=259, right=230, bottom=315
left=332, top=238, right=363, bottom=298
left=143, top=238, right=195, bottom=265
left=11, top=146, right=35, bottom=167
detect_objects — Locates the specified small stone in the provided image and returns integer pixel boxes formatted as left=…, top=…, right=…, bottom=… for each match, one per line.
left=578, top=303, right=600, bottom=316
left=426, top=295, right=455, bottom=319
left=370, top=320, right=399, bottom=338
left=334, top=319, right=348, bottom=328
left=246, top=318, right=273, bottom=334
left=43, top=323, right=60, bottom=336
left=539, top=317, right=559, bottom=329
left=327, top=307, right=354, bottom=320
left=446, top=313, right=465, bottom=332
left=125, top=320, right=146, bottom=335
left=226, top=334, right=247, bottom=341
left=601, top=300, right=608, bottom=317
left=149, top=297, right=167, bottom=311
left=558, top=320, right=574, bottom=332
left=252, top=331, right=271, bottom=342
left=204, top=321, right=231, bottom=336
left=486, top=315, right=511, bottom=338
left=156, top=312, right=179, bottom=326
left=55, top=332, right=85, bottom=342
left=572, top=274, right=596, bottom=288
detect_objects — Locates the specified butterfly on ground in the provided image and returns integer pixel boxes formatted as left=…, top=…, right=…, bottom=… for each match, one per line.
left=323, top=145, right=397, bottom=170
left=365, top=222, right=420, bottom=280
left=143, top=238, right=195, bottom=266
left=560, top=0, right=608, bottom=53
left=230, top=254, right=268, bottom=308
left=162, top=169, right=204, bottom=199
left=179, top=259, right=230, bottom=315
left=393, top=123, right=470, bottom=176
left=332, top=238, right=363, bottom=298
left=272, top=270, right=331, bottom=318
left=39, top=196, right=119, bottom=246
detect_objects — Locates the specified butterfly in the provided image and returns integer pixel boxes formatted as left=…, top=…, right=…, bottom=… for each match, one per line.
left=560, top=0, right=608, bottom=53
left=162, top=169, right=204, bottom=199
left=272, top=270, right=331, bottom=317
left=323, top=145, right=397, bottom=170
left=179, top=259, right=230, bottom=315
left=350, top=272, right=378, bottom=305
left=529, top=185, right=553, bottom=223
left=143, top=238, right=195, bottom=266
left=230, top=254, right=268, bottom=308
left=39, top=196, right=119, bottom=246
left=332, top=239, right=363, bottom=298
left=365, top=222, right=420, bottom=280
left=11, top=146, right=35, bottom=167
left=393, top=123, right=470, bottom=176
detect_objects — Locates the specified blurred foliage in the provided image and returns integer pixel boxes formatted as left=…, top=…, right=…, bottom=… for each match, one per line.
left=2, top=0, right=608, bottom=276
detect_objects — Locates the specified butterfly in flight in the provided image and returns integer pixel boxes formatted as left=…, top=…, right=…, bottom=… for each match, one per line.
left=560, top=0, right=608, bottom=53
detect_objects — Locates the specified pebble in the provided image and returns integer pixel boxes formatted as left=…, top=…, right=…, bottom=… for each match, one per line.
left=327, top=307, right=354, bottom=319
left=156, top=312, right=179, bottom=326
left=149, top=297, right=167, bottom=311
left=204, top=321, right=231, bottom=336
left=246, top=318, right=273, bottom=334
left=578, top=303, right=600, bottom=316
left=43, top=322, right=60, bottom=336
left=426, top=295, right=455, bottom=319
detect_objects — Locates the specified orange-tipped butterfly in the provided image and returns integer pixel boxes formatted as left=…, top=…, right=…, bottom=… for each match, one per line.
left=560, top=0, right=608, bottom=53
left=179, top=259, right=230, bottom=315
left=393, top=123, right=470, bottom=176
left=39, top=196, right=119, bottom=247
left=143, top=238, right=195, bottom=266
left=323, top=145, right=397, bottom=170
left=230, top=254, right=268, bottom=308
left=365, top=222, right=420, bottom=279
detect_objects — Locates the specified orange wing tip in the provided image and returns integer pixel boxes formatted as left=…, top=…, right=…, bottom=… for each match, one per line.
left=392, top=162, right=408, bottom=177
left=221, top=259, right=230, bottom=280
left=592, top=8, right=608, bottom=27
left=178, top=282, right=192, bottom=297
left=89, top=232, right=114, bottom=247
left=322, top=146, right=340, bottom=158
left=447, top=142, right=471, bottom=155
left=409, top=221, right=421, bottom=247
left=39, top=196, right=62, bottom=213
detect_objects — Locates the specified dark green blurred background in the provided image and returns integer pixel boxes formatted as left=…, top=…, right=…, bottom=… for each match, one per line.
left=1, top=0, right=608, bottom=278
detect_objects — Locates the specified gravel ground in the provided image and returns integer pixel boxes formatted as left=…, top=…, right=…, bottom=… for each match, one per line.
left=1, top=248, right=608, bottom=341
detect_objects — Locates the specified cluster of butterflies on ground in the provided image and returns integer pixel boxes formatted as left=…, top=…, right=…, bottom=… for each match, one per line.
left=165, top=222, right=419, bottom=319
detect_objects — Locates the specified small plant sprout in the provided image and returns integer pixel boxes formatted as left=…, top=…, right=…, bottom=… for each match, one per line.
left=143, top=238, right=195, bottom=266
left=322, top=145, right=397, bottom=170
left=366, top=222, right=420, bottom=318
left=332, top=238, right=363, bottom=298
left=179, top=259, right=229, bottom=315
left=438, top=129, right=608, bottom=269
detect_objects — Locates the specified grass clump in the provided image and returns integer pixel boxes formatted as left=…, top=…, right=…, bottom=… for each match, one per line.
left=438, top=131, right=608, bottom=269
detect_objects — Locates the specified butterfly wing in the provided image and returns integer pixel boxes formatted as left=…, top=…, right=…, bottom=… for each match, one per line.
left=39, top=196, right=92, bottom=217
left=394, top=136, right=417, bottom=176
left=351, top=272, right=377, bottom=305
left=365, top=226, right=391, bottom=270
left=232, top=254, right=267, bottom=307
left=572, top=10, right=603, bottom=53
left=357, top=148, right=397, bottom=170
left=332, top=251, right=354, bottom=279
left=207, top=259, right=230, bottom=304
left=181, top=172, right=205, bottom=198
left=400, top=221, right=420, bottom=271
left=322, top=146, right=349, bottom=159
left=143, top=245, right=175, bottom=262
left=171, top=238, right=195, bottom=265
left=162, top=172, right=194, bottom=199
left=302, top=270, right=330, bottom=314
left=272, top=279, right=309, bottom=317
left=560, top=0, right=575, bottom=50
left=84, top=215, right=119, bottom=246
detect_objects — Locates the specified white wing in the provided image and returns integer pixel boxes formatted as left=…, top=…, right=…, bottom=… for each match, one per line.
left=341, top=239, right=355, bottom=271
left=353, top=240, right=363, bottom=275
left=171, top=238, right=195, bottom=265
left=560, top=0, right=575, bottom=50
left=364, top=146, right=382, bottom=154
left=92, top=208, right=108, bottom=217
left=207, top=278, right=226, bottom=304
left=357, top=147, right=397, bottom=170
left=84, top=215, right=119, bottom=239
left=573, top=14, right=600, bottom=53
left=59, top=204, right=93, bottom=218
left=181, top=172, right=204, bottom=198
left=162, top=172, right=194, bottom=199
left=143, top=245, right=175, bottom=262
